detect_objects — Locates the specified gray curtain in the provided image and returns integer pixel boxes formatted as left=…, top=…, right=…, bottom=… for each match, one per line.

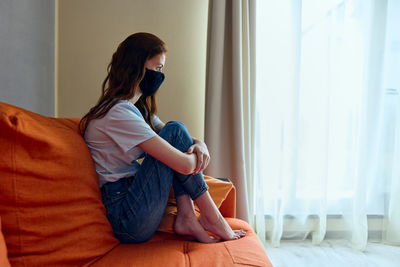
left=205, top=0, right=256, bottom=223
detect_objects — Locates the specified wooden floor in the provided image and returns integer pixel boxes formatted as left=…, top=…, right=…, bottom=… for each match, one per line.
left=264, top=240, right=400, bottom=267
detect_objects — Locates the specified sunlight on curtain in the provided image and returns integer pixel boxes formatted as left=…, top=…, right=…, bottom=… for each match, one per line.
left=254, top=0, right=400, bottom=250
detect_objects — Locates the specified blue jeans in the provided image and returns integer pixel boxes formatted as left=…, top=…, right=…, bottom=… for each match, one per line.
left=101, top=121, right=209, bottom=243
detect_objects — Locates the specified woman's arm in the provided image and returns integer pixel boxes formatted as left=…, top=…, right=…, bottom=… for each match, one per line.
left=138, top=135, right=197, bottom=175
left=150, top=119, right=210, bottom=174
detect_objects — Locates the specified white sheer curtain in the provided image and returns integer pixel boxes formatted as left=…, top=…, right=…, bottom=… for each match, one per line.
left=254, top=0, right=400, bottom=250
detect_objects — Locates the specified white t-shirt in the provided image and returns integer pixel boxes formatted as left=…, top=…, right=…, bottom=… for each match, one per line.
left=84, top=100, right=162, bottom=187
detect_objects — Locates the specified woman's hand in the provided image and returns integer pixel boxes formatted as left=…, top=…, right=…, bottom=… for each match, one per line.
left=187, top=139, right=210, bottom=175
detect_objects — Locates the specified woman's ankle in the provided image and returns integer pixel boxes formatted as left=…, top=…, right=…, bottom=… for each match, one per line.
left=176, top=194, right=197, bottom=217
left=195, top=192, right=221, bottom=221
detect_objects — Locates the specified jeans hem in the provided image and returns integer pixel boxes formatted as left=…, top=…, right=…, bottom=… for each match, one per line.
left=191, top=185, right=209, bottom=201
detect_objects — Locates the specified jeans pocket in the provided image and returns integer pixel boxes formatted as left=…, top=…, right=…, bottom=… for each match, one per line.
left=107, top=190, right=127, bottom=204
left=102, top=179, right=130, bottom=204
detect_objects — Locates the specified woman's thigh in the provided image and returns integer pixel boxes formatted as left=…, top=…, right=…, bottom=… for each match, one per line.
left=114, top=154, right=174, bottom=242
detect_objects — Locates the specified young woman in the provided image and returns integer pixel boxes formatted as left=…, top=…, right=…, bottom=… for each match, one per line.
left=79, top=32, right=245, bottom=243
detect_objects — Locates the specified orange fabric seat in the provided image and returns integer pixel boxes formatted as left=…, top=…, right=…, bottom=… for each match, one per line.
left=0, top=218, right=11, bottom=267
left=92, top=219, right=269, bottom=267
left=0, top=102, right=272, bottom=267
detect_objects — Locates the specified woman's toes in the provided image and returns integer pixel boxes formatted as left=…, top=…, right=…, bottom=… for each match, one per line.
left=232, top=229, right=246, bottom=239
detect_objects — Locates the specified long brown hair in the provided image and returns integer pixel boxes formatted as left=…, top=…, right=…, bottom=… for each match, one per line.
left=79, top=32, right=167, bottom=135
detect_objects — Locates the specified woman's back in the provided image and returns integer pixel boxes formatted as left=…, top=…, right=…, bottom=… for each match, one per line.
left=84, top=100, right=161, bottom=187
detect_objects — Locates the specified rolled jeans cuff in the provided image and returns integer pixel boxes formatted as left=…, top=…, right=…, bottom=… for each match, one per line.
left=173, top=173, right=209, bottom=200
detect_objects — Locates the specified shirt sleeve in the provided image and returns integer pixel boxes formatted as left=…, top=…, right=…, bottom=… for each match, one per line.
left=152, top=115, right=163, bottom=128
left=104, top=103, right=157, bottom=153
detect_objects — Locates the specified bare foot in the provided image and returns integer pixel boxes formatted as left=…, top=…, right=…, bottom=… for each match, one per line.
left=233, top=229, right=246, bottom=237
left=174, top=213, right=218, bottom=243
left=198, top=214, right=246, bottom=241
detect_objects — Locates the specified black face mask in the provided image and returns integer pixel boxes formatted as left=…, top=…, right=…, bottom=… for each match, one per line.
left=139, top=69, right=165, bottom=97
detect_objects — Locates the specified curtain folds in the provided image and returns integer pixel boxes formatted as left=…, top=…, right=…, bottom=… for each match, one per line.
left=204, top=0, right=256, bottom=223
left=205, top=0, right=399, bottom=251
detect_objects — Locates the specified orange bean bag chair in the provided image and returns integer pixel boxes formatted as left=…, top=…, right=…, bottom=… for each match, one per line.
left=0, top=102, right=272, bottom=267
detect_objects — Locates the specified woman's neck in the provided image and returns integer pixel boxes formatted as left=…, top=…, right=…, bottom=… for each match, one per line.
left=129, top=91, right=142, bottom=105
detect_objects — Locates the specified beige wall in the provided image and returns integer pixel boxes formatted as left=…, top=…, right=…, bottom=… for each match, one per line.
left=56, top=0, right=209, bottom=139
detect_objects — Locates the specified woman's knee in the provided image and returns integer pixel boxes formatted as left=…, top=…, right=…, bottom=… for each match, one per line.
left=160, top=121, right=192, bottom=146
left=164, top=121, right=186, bottom=133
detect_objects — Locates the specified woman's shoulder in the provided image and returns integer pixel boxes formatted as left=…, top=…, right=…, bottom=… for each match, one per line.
left=108, top=100, right=143, bottom=119
left=111, top=99, right=136, bottom=112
